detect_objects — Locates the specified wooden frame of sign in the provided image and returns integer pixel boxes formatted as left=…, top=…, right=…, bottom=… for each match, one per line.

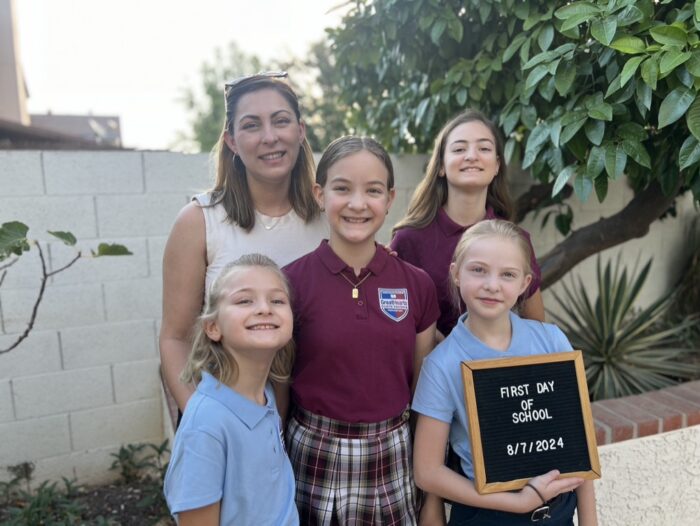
left=461, top=351, right=601, bottom=494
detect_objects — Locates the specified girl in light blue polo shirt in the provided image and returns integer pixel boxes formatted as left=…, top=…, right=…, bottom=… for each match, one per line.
left=164, top=254, right=298, bottom=526
left=412, top=220, right=598, bottom=525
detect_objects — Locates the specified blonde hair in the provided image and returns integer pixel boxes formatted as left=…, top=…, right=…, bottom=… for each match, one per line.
left=392, top=109, right=513, bottom=235
left=209, top=75, right=320, bottom=231
left=181, top=253, right=295, bottom=386
left=449, top=219, right=533, bottom=311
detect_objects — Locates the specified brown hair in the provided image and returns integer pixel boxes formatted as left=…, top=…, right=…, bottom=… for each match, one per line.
left=392, top=109, right=513, bottom=235
left=449, top=219, right=533, bottom=312
left=316, top=135, right=395, bottom=189
left=181, top=253, right=295, bottom=386
left=208, top=75, right=319, bottom=231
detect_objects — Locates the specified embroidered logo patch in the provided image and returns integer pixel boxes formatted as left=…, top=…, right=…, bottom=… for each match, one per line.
left=378, top=288, right=409, bottom=322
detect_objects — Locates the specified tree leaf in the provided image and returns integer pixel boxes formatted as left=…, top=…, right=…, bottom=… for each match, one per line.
left=525, top=65, right=549, bottom=90
left=92, top=243, right=133, bottom=257
left=686, top=95, right=700, bottom=141
left=686, top=51, right=700, bottom=77
left=635, top=81, right=652, bottom=117
left=649, top=25, right=688, bottom=47
left=622, top=140, right=651, bottom=168
left=552, top=165, right=577, bottom=197
left=574, top=171, right=594, bottom=202
left=594, top=173, right=609, bottom=202
left=554, top=61, right=577, bottom=96
left=640, top=56, right=659, bottom=89
left=560, top=116, right=588, bottom=144
left=561, top=13, right=594, bottom=32
left=587, top=103, right=613, bottom=121
left=431, top=19, right=447, bottom=44
left=658, top=87, right=695, bottom=129
left=538, top=24, right=554, bottom=51
left=616, top=122, right=647, bottom=141
left=604, top=142, right=627, bottom=179
left=527, top=122, right=551, bottom=153
left=0, top=221, right=30, bottom=260
left=620, top=56, right=645, bottom=87
left=587, top=145, right=606, bottom=178
left=48, top=231, right=77, bottom=246
left=554, top=1, right=600, bottom=20
left=456, top=88, right=468, bottom=106
left=590, top=18, right=617, bottom=46
left=679, top=135, right=700, bottom=170
left=609, top=36, right=646, bottom=54
left=659, top=49, right=692, bottom=76
left=584, top=119, right=605, bottom=145
left=503, top=34, right=527, bottom=62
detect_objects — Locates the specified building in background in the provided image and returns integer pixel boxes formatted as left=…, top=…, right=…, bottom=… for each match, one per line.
left=0, top=0, right=122, bottom=149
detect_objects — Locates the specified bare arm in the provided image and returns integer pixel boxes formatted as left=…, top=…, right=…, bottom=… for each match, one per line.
left=412, top=323, right=437, bottom=394
left=178, top=501, right=220, bottom=526
left=413, top=415, right=583, bottom=513
left=273, top=380, right=291, bottom=424
left=575, top=480, right=598, bottom=526
left=520, top=289, right=545, bottom=322
left=159, top=202, right=207, bottom=411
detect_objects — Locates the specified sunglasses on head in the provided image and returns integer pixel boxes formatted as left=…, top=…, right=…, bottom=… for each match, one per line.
left=224, top=71, right=289, bottom=92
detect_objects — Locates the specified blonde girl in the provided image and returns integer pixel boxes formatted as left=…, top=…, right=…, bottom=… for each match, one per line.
left=164, top=254, right=299, bottom=526
left=412, top=220, right=597, bottom=526
left=391, top=110, right=544, bottom=339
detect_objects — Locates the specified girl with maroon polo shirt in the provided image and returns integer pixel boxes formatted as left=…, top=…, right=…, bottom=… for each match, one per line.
left=391, top=110, right=545, bottom=339
left=283, top=136, right=443, bottom=525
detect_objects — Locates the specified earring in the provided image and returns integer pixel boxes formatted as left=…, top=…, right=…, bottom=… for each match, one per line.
left=232, top=152, right=238, bottom=164
left=385, top=209, right=389, bottom=215
left=320, top=206, right=325, bottom=212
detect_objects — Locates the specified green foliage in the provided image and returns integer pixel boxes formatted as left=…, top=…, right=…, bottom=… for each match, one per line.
left=329, top=0, right=700, bottom=205
left=110, top=440, right=170, bottom=514
left=549, top=256, right=700, bottom=401
left=0, top=221, right=30, bottom=261
left=2, top=479, right=87, bottom=525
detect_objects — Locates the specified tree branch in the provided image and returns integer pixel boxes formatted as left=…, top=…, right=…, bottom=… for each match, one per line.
left=515, top=182, right=573, bottom=223
left=539, top=180, right=682, bottom=289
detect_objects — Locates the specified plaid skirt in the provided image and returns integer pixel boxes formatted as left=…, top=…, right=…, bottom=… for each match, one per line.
left=287, top=407, right=418, bottom=526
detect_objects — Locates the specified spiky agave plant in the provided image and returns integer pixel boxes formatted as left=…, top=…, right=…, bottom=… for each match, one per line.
left=549, top=256, right=700, bottom=401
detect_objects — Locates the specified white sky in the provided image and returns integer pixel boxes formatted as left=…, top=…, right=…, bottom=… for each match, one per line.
left=15, top=0, right=346, bottom=150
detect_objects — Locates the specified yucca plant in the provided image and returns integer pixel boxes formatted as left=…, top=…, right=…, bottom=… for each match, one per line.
left=549, top=256, right=700, bottom=401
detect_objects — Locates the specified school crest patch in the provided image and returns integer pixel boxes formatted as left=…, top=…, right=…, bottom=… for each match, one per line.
left=378, top=288, right=409, bottom=322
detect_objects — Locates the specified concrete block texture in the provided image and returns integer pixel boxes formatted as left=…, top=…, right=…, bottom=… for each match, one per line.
left=43, top=151, right=144, bottom=195
left=96, top=193, right=188, bottom=237
left=0, top=415, right=71, bottom=465
left=0, top=195, right=97, bottom=239
left=12, top=366, right=113, bottom=419
left=0, top=330, right=62, bottom=378
left=113, top=359, right=161, bottom=403
left=70, top=398, right=163, bottom=450
left=61, top=320, right=156, bottom=369
left=1, top=282, right=104, bottom=333
left=143, top=151, right=211, bottom=193
left=147, top=236, right=168, bottom=276
left=0, top=151, right=44, bottom=196
left=103, top=277, right=161, bottom=322
left=0, top=247, right=45, bottom=290
left=0, top=379, right=13, bottom=422
left=49, top=237, right=149, bottom=286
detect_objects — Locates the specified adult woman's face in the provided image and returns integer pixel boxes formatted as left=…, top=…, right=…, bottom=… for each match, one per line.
left=226, top=88, right=306, bottom=189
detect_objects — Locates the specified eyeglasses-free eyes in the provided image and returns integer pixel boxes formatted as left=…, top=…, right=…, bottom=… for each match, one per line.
left=224, top=71, right=289, bottom=92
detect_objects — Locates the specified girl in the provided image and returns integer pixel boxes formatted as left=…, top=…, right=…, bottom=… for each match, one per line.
left=160, top=72, right=328, bottom=412
left=283, top=136, right=443, bottom=525
left=412, top=220, right=597, bottom=525
left=391, top=110, right=544, bottom=339
left=163, top=254, right=298, bottom=526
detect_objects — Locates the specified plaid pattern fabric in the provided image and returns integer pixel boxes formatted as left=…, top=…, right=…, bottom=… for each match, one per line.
left=287, top=408, right=418, bottom=526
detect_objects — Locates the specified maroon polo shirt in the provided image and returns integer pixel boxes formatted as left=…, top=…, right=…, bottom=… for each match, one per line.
left=283, top=240, right=439, bottom=423
left=390, top=207, right=541, bottom=336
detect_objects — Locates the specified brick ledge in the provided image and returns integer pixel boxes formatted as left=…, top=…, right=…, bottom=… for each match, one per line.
left=592, top=380, right=700, bottom=445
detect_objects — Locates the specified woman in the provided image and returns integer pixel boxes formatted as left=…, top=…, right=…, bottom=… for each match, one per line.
left=160, top=72, right=327, bottom=411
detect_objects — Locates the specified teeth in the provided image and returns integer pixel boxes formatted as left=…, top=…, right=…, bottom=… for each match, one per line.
left=249, top=324, right=277, bottom=330
left=261, top=152, right=284, bottom=160
left=343, top=217, right=368, bottom=223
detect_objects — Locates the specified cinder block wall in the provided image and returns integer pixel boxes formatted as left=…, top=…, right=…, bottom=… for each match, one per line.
left=0, top=150, right=696, bottom=487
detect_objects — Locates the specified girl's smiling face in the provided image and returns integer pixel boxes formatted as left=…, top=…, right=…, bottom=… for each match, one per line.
left=205, top=266, right=293, bottom=356
left=451, top=236, right=532, bottom=324
left=441, top=120, right=500, bottom=192
left=314, top=150, right=395, bottom=251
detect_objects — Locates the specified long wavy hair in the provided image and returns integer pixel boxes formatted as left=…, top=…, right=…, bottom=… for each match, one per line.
left=392, top=109, right=513, bottom=235
left=208, top=75, right=319, bottom=231
left=181, top=253, right=295, bottom=387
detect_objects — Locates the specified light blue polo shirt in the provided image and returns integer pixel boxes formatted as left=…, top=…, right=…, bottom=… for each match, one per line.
left=412, top=312, right=572, bottom=480
left=164, top=372, right=298, bottom=525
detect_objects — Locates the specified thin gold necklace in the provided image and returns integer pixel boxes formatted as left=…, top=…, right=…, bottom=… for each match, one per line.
left=338, top=271, right=372, bottom=299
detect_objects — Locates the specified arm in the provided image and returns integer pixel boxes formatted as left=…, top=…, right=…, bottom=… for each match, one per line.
left=178, top=501, right=220, bottom=526
left=413, top=414, right=583, bottom=513
left=575, top=480, right=598, bottom=526
left=273, top=380, right=291, bottom=424
left=520, top=289, right=545, bottom=322
left=159, top=202, right=207, bottom=411
left=412, top=323, right=437, bottom=394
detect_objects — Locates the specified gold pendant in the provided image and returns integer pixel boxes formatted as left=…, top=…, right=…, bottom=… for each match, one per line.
left=352, top=288, right=359, bottom=299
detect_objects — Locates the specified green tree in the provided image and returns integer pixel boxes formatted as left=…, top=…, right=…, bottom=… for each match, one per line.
left=329, top=0, right=700, bottom=287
